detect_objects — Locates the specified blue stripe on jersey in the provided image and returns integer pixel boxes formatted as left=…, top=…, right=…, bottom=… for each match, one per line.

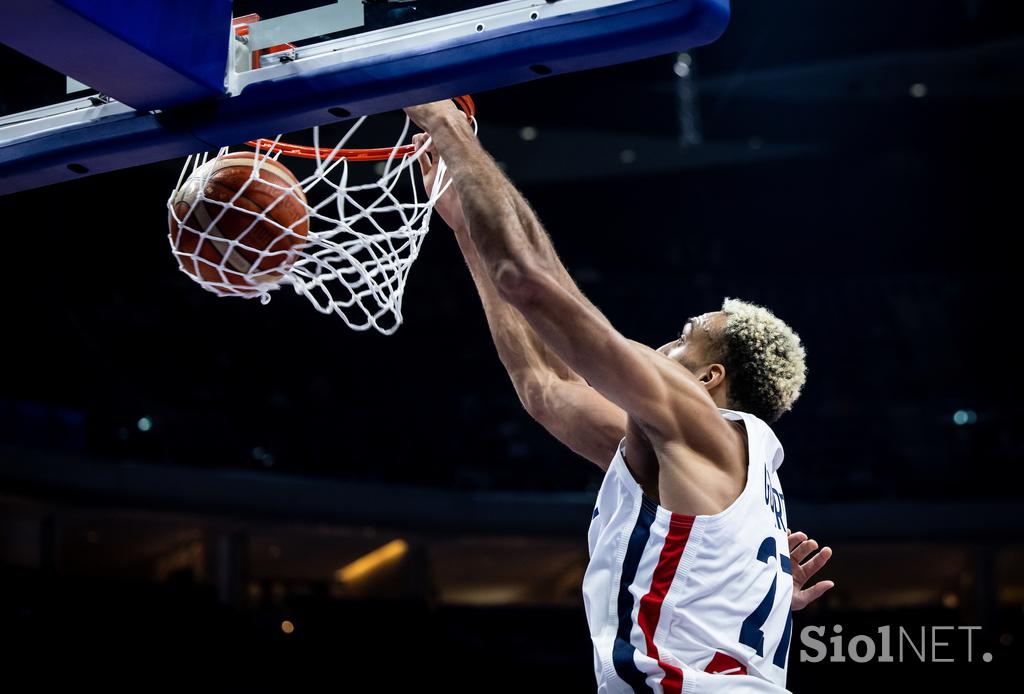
left=774, top=611, right=794, bottom=668
left=612, top=498, right=657, bottom=693
left=780, top=554, right=792, bottom=575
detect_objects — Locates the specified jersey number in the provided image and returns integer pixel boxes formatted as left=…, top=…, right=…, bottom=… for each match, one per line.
left=738, top=536, right=793, bottom=668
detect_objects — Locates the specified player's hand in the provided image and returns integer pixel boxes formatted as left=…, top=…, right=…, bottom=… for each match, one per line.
left=403, top=100, right=461, bottom=133
left=788, top=529, right=835, bottom=611
left=412, top=132, right=467, bottom=233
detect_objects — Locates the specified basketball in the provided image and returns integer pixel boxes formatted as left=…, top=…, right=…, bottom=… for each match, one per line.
left=168, top=152, right=309, bottom=295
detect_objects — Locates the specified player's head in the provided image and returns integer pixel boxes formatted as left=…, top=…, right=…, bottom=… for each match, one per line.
left=657, top=298, right=807, bottom=423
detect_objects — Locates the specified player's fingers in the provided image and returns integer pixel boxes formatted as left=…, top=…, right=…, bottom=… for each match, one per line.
left=798, top=546, right=833, bottom=580
left=787, top=531, right=807, bottom=552
left=800, top=580, right=835, bottom=605
left=791, top=537, right=817, bottom=562
left=413, top=132, right=439, bottom=159
left=412, top=134, right=433, bottom=174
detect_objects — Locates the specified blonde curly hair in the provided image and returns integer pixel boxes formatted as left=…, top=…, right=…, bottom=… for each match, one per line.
left=715, top=298, right=807, bottom=423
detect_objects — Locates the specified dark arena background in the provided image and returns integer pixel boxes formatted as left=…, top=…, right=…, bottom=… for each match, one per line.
left=1, top=1, right=1022, bottom=690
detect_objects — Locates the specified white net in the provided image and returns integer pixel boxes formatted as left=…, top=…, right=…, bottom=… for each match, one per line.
left=167, top=111, right=474, bottom=334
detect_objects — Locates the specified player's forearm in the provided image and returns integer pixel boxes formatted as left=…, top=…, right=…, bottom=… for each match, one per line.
left=451, top=223, right=577, bottom=385
left=445, top=163, right=592, bottom=320
left=430, top=114, right=592, bottom=309
left=499, top=186, right=590, bottom=307
left=429, top=117, right=539, bottom=291
left=426, top=109, right=622, bottom=407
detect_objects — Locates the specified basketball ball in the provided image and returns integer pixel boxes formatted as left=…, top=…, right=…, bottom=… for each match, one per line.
left=168, top=152, right=310, bottom=295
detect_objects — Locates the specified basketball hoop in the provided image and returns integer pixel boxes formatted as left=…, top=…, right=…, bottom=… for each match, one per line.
left=245, top=96, right=476, bottom=162
left=167, top=96, right=476, bottom=335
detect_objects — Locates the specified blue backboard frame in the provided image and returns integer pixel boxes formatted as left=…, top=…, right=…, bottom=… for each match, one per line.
left=0, top=0, right=729, bottom=195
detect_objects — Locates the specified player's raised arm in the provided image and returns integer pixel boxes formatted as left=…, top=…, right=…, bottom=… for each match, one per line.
left=405, top=101, right=729, bottom=451
left=413, top=134, right=626, bottom=468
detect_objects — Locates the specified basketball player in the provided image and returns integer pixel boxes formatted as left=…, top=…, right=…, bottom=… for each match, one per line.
left=406, top=101, right=834, bottom=692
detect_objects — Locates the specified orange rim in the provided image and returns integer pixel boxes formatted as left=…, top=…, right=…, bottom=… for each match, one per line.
left=246, top=96, right=476, bottom=162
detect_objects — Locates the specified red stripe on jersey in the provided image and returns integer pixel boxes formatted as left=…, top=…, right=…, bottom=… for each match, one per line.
left=704, top=651, right=748, bottom=676
left=637, top=513, right=694, bottom=694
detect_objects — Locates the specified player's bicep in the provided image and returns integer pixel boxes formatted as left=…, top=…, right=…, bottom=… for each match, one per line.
left=529, top=380, right=627, bottom=470
left=510, top=272, right=709, bottom=437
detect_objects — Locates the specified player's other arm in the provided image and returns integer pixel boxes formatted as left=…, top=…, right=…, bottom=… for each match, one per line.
left=412, top=134, right=625, bottom=468
left=405, top=102, right=732, bottom=454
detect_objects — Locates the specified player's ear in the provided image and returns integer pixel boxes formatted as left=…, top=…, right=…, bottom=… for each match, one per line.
left=700, top=363, right=726, bottom=389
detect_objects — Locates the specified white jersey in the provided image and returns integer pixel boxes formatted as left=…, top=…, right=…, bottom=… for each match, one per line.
left=582, top=407, right=793, bottom=694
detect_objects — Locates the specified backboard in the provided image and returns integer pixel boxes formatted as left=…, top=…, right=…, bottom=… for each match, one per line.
left=0, top=0, right=729, bottom=195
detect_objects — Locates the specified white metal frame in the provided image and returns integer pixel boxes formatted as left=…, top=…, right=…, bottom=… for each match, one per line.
left=230, top=0, right=638, bottom=91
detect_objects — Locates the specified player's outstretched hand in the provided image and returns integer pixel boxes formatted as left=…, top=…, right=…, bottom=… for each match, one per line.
left=787, top=529, right=835, bottom=611
left=412, top=133, right=467, bottom=233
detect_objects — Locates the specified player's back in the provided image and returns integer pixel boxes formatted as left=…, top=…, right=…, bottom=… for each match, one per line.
left=582, top=407, right=793, bottom=693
